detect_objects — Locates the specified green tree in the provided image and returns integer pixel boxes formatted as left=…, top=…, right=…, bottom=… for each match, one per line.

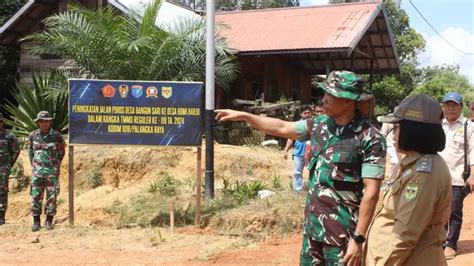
left=329, top=1, right=426, bottom=114
left=0, top=0, right=23, bottom=25
left=0, top=0, right=24, bottom=115
left=382, top=0, right=425, bottom=61
left=372, top=0, right=426, bottom=113
left=24, top=0, right=238, bottom=90
left=186, top=0, right=299, bottom=12
left=411, top=64, right=474, bottom=103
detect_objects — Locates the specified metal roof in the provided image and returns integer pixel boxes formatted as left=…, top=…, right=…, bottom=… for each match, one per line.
left=215, top=2, right=400, bottom=74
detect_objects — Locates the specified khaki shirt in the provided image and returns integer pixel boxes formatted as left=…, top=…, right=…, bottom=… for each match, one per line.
left=365, top=153, right=451, bottom=266
left=439, top=116, right=474, bottom=186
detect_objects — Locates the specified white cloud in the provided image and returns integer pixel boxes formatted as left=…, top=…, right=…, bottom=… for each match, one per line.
left=299, top=0, right=328, bottom=6
left=419, top=27, right=474, bottom=82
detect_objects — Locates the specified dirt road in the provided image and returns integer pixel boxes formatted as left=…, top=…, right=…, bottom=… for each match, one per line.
left=2, top=196, right=474, bottom=265
left=210, top=195, right=474, bottom=266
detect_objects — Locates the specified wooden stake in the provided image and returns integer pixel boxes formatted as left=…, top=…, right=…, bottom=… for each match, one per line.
left=169, top=200, right=175, bottom=233
left=195, top=146, right=202, bottom=227
left=68, top=145, right=75, bottom=225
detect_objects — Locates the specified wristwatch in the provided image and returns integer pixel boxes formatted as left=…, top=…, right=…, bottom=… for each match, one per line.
left=352, top=232, right=366, bottom=244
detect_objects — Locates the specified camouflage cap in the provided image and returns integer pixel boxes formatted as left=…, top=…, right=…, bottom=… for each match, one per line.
left=34, top=111, right=54, bottom=122
left=318, top=70, right=372, bottom=101
left=377, top=94, right=442, bottom=125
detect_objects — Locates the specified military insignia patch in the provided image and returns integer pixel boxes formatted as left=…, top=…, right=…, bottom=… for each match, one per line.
left=102, top=84, right=116, bottom=97
left=119, top=84, right=129, bottom=98
left=146, top=86, right=158, bottom=98
left=131, top=85, right=143, bottom=98
left=404, top=182, right=419, bottom=201
left=416, top=157, right=433, bottom=173
left=161, top=86, right=173, bottom=99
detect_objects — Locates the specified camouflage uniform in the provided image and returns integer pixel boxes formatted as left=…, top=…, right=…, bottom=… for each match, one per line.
left=28, top=128, right=65, bottom=216
left=295, top=71, right=386, bottom=265
left=0, top=126, right=20, bottom=212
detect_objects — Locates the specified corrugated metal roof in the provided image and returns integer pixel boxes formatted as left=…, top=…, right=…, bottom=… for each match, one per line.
left=215, top=2, right=382, bottom=53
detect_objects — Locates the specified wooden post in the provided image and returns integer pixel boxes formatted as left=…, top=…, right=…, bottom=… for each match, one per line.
left=68, top=145, right=74, bottom=225
left=195, top=146, right=202, bottom=227
left=169, top=200, right=175, bottom=232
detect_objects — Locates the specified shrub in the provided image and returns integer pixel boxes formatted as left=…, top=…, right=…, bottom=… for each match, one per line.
left=86, top=166, right=103, bottom=188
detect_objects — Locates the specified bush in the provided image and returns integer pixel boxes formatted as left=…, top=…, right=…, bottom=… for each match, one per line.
left=155, top=172, right=179, bottom=196
left=10, top=160, right=29, bottom=193
left=222, top=177, right=266, bottom=204
left=86, top=166, right=103, bottom=188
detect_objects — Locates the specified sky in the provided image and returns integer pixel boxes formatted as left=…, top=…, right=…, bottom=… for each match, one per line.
left=299, top=0, right=474, bottom=82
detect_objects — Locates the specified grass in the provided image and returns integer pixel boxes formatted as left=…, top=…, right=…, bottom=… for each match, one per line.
left=108, top=192, right=238, bottom=229
left=270, top=173, right=282, bottom=190
left=108, top=186, right=305, bottom=240
left=208, top=192, right=304, bottom=239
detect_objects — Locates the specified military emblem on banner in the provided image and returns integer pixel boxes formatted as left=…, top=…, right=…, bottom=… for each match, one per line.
left=131, top=85, right=143, bottom=98
left=119, top=84, right=129, bottom=98
left=102, top=84, right=116, bottom=98
left=146, top=86, right=158, bottom=98
left=161, top=86, right=173, bottom=99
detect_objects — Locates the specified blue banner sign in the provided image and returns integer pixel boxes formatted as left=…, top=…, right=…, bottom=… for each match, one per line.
left=69, top=79, right=203, bottom=146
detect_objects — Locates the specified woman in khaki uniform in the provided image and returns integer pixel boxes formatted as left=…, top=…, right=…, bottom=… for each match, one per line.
left=365, top=94, right=452, bottom=265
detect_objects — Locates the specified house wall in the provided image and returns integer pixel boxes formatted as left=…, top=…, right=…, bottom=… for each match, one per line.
left=220, top=54, right=312, bottom=109
left=18, top=0, right=108, bottom=83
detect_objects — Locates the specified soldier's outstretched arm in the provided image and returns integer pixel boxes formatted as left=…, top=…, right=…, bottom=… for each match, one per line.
left=215, top=109, right=298, bottom=140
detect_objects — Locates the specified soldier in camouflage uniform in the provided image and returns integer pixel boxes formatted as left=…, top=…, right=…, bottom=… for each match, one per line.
left=215, top=71, right=386, bottom=265
left=28, top=111, right=65, bottom=231
left=0, top=113, right=20, bottom=225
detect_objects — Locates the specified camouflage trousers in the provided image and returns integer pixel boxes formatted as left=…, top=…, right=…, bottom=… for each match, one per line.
left=30, top=173, right=60, bottom=216
left=300, top=233, right=344, bottom=266
left=0, top=167, right=11, bottom=211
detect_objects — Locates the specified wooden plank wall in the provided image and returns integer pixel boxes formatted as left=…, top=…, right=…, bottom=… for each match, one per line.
left=223, top=55, right=312, bottom=109
left=18, top=0, right=109, bottom=83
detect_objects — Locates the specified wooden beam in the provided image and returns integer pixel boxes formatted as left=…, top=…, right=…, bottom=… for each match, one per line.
left=364, top=36, right=379, bottom=71
left=354, top=48, right=372, bottom=59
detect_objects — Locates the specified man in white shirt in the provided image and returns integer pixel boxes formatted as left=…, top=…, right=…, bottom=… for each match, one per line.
left=439, top=92, right=474, bottom=260
left=379, top=122, right=400, bottom=180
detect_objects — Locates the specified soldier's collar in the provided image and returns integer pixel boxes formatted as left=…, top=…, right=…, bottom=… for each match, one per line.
left=38, top=129, right=52, bottom=136
left=400, top=153, right=422, bottom=167
left=328, top=111, right=364, bottom=135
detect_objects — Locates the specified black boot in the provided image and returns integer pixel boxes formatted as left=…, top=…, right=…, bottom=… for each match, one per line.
left=0, top=210, right=5, bottom=225
left=45, top=215, right=54, bottom=230
left=32, top=215, right=41, bottom=232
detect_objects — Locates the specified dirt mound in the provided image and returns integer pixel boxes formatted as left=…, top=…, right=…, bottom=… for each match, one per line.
left=7, top=142, right=293, bottom=226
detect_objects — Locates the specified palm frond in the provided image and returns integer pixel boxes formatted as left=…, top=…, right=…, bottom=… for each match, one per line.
left=24, top=0, right=237, bottom=87
left=4, top=72, right=69, bottom=136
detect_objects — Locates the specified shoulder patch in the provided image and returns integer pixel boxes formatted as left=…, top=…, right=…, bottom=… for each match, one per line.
left=416, top=157, right=433, bottom=173
left=404, top=181, right=420, bottom=201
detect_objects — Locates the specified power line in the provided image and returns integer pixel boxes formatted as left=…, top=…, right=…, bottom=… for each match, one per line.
left=409, top=0, right=474, bottom=56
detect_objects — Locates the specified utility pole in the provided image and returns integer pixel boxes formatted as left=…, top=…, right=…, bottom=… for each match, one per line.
left=204, top=0, right=216, bottom=199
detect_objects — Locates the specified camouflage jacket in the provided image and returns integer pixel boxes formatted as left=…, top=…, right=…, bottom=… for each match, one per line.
left=0, top=129, right=20, bottom=169
left=295, top=113, right=386, bottom=246
left=28, top=129, right=65, bottom=175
